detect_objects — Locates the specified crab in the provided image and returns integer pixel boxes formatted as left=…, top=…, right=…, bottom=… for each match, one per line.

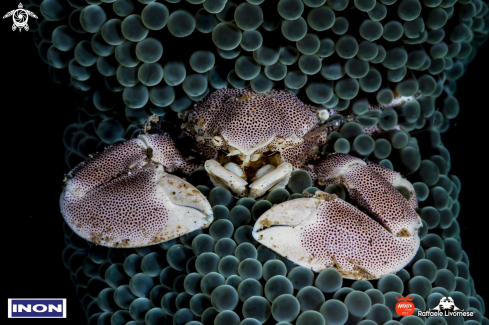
left=60, top=88, right=422, bottom=279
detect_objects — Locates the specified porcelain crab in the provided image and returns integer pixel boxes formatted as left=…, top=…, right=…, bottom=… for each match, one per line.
left=60, top=88, right=422, bottom=279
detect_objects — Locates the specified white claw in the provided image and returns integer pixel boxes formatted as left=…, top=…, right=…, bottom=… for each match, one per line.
left=252, top=197, right=322, bottom=227
left=270, top=172, right=292, bottom=192
left=156, top=169, right=213, bottom=219
left=61, top=164, right=213, bottom=248
left=155, top=167, right=213, bottom=239
left=208, top=174, right=228, bottom=188
left=254, top=164, right=276, bottom=179
left=252, top=198, right=326, bottom=271
left=249, top=163, right=293, bottom=198
left=205, top=160, right=248, bottom=196
left=224, top=162, right=244, bottom=177
left=252, top=190, right=420, bottom=279
left=60, top=134, right=214, bottom=248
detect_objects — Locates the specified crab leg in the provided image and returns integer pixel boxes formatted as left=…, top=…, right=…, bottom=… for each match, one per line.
left=252, top=153, right=422, bottom=279
left=60, top=134, right=213, bottom=248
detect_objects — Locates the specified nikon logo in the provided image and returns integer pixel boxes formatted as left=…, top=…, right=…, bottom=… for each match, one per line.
left=8, top=299, right=66, bottom=318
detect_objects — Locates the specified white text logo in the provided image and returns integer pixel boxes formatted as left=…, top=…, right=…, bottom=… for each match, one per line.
left=418, top=297, right=475, bottom=317
left=8, top=299, right=66, bottom=318
left=3, top=3, right=38, bottom=32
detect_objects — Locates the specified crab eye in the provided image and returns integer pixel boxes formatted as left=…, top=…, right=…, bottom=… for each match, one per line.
left=212, top=136, right=223, bottom=146
left=316, top=109, right=330, bottom=121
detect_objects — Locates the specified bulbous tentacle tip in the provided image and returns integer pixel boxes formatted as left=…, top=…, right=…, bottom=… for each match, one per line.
left=253, top=187, right=421, bottom=279
left=61, top=164, right=213, bottom=248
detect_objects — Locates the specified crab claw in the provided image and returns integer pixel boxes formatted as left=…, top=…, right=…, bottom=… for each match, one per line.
left=60, top=134, right=213, bottom=247
left=315, top=154, right=422, bottom=237
left=252, top=154, right=422, bottom=279
left=205, top=160, right=248, bottom=196
left=248, top=162, right=293, bottom=198
left=365, top=162, right=418, bottom=209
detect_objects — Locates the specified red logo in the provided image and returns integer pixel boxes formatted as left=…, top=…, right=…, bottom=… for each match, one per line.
left=395, top=295, right=415, bottom=316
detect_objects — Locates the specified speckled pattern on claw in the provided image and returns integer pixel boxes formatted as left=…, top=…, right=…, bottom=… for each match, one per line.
left=60, top=134, right=212, bottom=248
left=252, top=153, right=422, bottom=279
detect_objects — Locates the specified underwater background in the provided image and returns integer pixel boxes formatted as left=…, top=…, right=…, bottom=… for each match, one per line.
left=3, top=0, right=489, bottom=324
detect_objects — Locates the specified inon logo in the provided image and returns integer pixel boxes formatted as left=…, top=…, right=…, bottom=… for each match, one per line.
left=395, top=295, right=415, bottom=316
left=8, top=299, right=66, bottom=318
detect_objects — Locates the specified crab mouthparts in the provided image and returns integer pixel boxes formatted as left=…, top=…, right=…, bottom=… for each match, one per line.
left=206, top=148, right=293, bottom=198
left=217, top=148, right=284, bottom=179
